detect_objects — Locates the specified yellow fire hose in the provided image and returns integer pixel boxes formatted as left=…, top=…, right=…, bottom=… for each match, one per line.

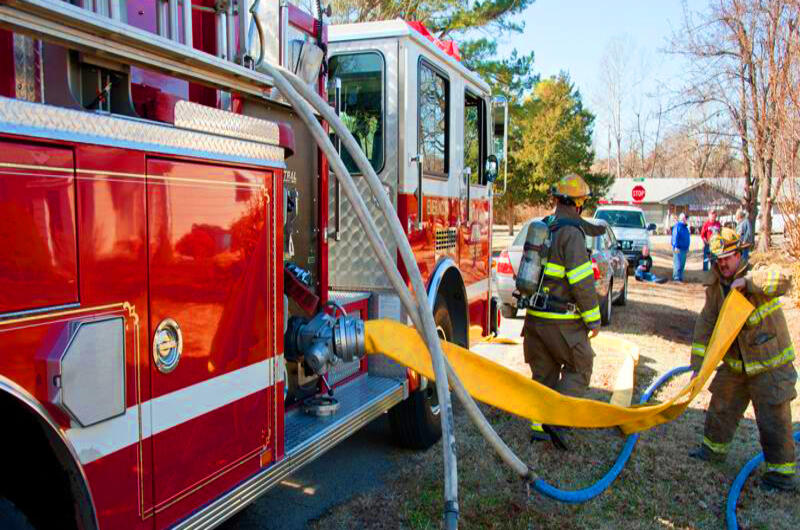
left=366, top=289, right=754, bottom=435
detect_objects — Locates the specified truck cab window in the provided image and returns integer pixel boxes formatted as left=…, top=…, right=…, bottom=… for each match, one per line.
left=418, top=61, right=449, bottom=178
left=464, top=91, right=485, bottom=185
left=328, top=52, right=385, bottom=174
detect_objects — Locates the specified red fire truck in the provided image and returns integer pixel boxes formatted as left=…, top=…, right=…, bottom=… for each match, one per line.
left=0, top=2, right=504, bottom=528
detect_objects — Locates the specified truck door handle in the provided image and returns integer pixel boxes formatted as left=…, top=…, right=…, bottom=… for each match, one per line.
left=333, top=78, right=342, bottom=241
left=411, top=154, right=424, bottom=230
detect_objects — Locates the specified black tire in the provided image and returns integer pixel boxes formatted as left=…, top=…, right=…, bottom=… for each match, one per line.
left=600, top=281, right=612, bottom=326
left=388, top=299, right=449, bottom=449
left=500, top=303, right=517, bottom=319
left=0, top=498, right=35, bottom=530
left=613, top=273, right=627, bottom=306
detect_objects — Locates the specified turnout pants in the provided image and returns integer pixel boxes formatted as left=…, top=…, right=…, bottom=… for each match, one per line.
left=522, top=318, right=595, bottom=398
left=703, top=364, right=797, bottom=476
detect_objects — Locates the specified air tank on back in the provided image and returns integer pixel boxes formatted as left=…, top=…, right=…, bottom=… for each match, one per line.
left=515, top=220, right=550, bottom=296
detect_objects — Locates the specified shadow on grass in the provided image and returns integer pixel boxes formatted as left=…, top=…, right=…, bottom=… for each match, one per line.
left=603, top=293, right=700, bottom=347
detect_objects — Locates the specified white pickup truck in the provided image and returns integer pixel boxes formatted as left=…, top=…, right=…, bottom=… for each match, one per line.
left=593, top=205, right=657, bottom=270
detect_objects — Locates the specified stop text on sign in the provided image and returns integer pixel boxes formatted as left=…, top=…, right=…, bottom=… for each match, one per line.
left=632, top=185, right=646, bottom=202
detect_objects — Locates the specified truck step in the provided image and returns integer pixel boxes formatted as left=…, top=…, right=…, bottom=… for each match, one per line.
left=285, top=374, right=405, bottom=455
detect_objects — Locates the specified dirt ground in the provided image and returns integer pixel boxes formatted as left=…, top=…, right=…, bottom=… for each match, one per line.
left=313, top=237, right=800, bottom=529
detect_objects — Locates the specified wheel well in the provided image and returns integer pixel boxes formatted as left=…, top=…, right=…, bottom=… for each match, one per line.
left=428, top=261, right=468, bottom=348
left=0, top=388, right=96, bottom=530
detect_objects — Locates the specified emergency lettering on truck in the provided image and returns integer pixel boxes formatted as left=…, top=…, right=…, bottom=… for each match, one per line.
left=0, top=3, right=505, bottom=528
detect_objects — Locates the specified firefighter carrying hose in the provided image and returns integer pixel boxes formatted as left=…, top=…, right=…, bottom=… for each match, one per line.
left=689, top=227, right=797, bottom=492
left=522, top=174, right=606, bottom=449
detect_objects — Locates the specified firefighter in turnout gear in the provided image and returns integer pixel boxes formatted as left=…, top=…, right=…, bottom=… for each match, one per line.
left=689, top=227, right=797, bottom=492
left=523, top=174, right=606, bottom=449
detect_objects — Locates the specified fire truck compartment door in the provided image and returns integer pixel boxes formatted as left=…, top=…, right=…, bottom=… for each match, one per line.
left=146, top=158, right=275, bottom=515
left=0, top=140, right=78, bottom=314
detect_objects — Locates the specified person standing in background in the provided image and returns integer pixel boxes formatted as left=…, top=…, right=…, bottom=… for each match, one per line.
left=736, top=209, right=753, bottom=261
left=671, top=213, right=691, bottom=282
left=700, top=210, right=722, bottom=271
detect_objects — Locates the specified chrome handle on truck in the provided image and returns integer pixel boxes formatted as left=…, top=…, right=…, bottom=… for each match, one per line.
left=411, top=153, right=424, bottom=230
left=333, top=78, right=343, bottom=241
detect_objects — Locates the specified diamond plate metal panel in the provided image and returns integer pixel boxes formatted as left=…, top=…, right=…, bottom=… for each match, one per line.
left=0, top=97, right=285, bottom=166
left=327, top=291, right=370, bottom=384
left=284, top=375, right=403, bottom=454
left=328, top=175, right=397, bottom=290
left=328, top=290, right=372, bottom=307
left=174, top=100, right=281, bottom=146
left=328, top=359, right=361, bottom=385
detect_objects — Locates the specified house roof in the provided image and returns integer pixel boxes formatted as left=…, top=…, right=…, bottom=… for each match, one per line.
left=602, top=178, right=743, bottom=205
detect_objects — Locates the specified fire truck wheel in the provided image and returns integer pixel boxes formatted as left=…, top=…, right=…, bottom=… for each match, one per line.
left=387, top=299, right=451, bottom=450
left=0, top=498, right=34, bottom=530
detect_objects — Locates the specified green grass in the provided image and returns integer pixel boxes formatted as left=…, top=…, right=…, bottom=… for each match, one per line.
left=313, top=266, right=800, bottom=529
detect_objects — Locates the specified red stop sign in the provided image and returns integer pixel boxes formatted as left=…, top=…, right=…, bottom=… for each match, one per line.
left=632, top=185, right=646, bottom=202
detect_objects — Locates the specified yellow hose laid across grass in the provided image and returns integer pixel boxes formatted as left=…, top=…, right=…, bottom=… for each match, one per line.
left=365, top=289, right=754, bottom=435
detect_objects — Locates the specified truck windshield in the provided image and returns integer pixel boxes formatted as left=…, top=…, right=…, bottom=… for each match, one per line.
left=595, top=210, right=645, bottom=228
left=328, top=52, right=385, bottom=174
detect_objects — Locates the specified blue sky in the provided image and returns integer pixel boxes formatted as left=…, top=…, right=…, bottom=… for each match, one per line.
left=495, top=0, right=688, bottom=157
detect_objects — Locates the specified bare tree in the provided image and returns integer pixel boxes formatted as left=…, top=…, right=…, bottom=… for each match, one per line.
left=674, top=0, right=800, bottom=251
left=776, top=20, right=800, bottom=257
left=633, top=87, right=666, bottom=179
left=598, top=36, right=634, bottom=180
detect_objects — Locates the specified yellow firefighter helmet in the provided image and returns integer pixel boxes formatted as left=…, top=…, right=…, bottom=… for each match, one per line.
left=709, top=226, right=748, bottom=258
left=551, top=173, right=591, bottom=207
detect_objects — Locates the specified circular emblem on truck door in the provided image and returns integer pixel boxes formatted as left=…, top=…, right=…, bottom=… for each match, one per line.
left=153, top=318, right=183, bottom=373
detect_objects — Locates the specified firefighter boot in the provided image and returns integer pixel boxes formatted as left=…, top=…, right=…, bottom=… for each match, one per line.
left=530, top=423, right=550, bottom=443
left=543, top=425, right=570, bottom=451
left=688, top=445, right=726, bottom=463
left=761, top=472, right=798, bottom=492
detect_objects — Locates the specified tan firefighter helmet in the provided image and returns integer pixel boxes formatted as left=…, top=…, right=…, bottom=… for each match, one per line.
left=709, top=226, right=749, bottom=258
left=551, top=173, right=591, bottom=207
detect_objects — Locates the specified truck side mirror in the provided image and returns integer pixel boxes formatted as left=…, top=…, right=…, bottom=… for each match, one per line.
left=647, top=223, right=656, bottom=232
left=485, top=155, right=499, bottom=183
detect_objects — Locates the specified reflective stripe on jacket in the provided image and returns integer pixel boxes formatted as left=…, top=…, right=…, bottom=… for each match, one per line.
left=527, top=204, right=601, bottom=329
left=691, top=263, right=795, bottom=376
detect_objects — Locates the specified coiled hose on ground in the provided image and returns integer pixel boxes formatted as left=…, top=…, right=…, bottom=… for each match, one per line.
left=726, top=430, right=800, bottom=530
left=532, top=366, right=693, bottom=502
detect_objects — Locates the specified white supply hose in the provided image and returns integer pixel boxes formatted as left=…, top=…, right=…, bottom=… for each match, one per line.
left=272, top=65, right=531, bottom=479
left=261, top=63, right=460, bottom=527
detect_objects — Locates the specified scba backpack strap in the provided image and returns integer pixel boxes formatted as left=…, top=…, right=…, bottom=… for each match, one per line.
left=527, top=217, right=587, bottom=312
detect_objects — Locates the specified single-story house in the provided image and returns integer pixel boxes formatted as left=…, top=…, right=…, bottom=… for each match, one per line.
left=598, top=178, right=743, bottom=232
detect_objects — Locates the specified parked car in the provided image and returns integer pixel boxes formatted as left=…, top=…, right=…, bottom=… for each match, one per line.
left=494, top=219, right=628, bottom=325
left=593, top=205, right=656, bottom=271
